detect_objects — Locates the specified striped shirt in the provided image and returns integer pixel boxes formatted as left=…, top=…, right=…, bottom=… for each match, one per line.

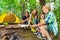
left=45, top=11, right=58, bottom=36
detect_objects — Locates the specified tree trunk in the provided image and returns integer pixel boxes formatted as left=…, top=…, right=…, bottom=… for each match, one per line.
left=39, top=0, right=46, bottom=7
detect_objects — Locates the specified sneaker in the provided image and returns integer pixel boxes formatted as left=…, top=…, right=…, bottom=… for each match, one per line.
left=37, top=32, right=42, bottom=38
left=37, top=33, right=46, bottom=39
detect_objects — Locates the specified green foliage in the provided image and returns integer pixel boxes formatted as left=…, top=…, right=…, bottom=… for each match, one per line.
left=0, top=0, right=25, bottom=19
left=0, top=0, right=60, bottom=21
left=0, top=0, right=41, bottom=19
left=30, top=0, right=36, bottom=10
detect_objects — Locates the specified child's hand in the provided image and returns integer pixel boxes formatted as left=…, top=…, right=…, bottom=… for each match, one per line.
left=26, top=18, right=28, bottom=20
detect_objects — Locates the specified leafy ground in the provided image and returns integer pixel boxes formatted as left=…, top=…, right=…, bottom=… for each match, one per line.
left=0, top=27, right=60, bottom=40
left=17, top=28, right=60, bottom=40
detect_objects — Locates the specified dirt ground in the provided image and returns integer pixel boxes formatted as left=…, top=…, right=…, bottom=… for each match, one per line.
left=0, top=28, right=60, bottom=40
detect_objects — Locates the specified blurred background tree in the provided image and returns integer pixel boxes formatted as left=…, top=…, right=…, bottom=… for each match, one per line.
left=0, top=0, right=60, bottom=23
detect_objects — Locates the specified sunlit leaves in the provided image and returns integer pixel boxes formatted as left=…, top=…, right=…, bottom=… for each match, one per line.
left=30, top=0, right=36, bottom=10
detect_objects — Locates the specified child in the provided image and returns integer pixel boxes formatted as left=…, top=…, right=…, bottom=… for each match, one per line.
left=37, top=13, right=47, bottom=38
left=33, top=15, right=40, bottom=34
left=22, top=11, right=29, bottom=24
left=40, top=13, right=45, bottom=24
left=21, top=11, right=30, bottom=29
left=31, top=15, right=39, bottom=33
left=37, top=5, right=58, bottom=40
left=33, top=15, right=39, bottom=24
